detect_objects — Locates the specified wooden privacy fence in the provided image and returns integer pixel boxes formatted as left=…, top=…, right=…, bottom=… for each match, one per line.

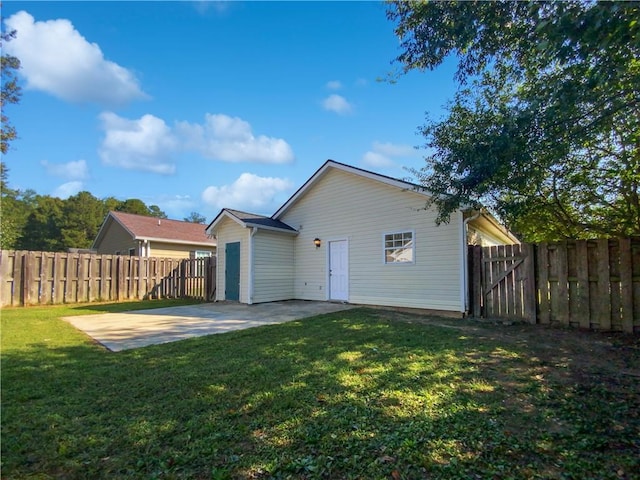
left=0, top=250, right=216, bottom=307
left=468, top=237, right=640, bottom=333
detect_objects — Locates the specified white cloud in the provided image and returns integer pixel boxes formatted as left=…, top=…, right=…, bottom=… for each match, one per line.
left=371, top=141, right=417, bottom=157
left=41, top=159, right=88, bottom=180
left=3, top=11, right=147, bottom=106
left=355, top=78, right=368, bottom=87
left=201, top=173, right=293, bottom=212
left=176, top=114, right=294, bottom=164
left=361, top=141, right=418, bottom=169
left=361, top=151, right=397, bottom=169
left=98, top=112, right=294, bottom=174
left=98, top=112, right=178, bottom=174
left=322, top=94, right=353, bottom=115
left=53, top=181, right=83, bottom=199
left=326, top=80, right=342, bottom=90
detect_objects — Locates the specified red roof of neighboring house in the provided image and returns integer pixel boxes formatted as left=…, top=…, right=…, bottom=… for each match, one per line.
left=105, top=211, right=215, bottom=245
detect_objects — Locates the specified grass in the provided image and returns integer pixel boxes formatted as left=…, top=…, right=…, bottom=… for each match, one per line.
left=2, top=301, right=639, bottom=479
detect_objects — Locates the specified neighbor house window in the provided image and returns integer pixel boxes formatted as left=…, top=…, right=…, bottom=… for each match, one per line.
left=193, top=250, right=213, bottom=258
left=384, top=231, right=414, bottom=264
left=129, top=248, right=136, bottom=256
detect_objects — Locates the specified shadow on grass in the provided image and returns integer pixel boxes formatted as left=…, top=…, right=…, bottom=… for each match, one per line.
left=67, top=298, right=205, bottom=315
left=2, top=308, right=639, bottom=479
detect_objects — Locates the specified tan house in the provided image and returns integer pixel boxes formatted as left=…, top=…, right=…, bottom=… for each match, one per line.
left=206, top=160, right=518, bottom=315
left=93, top=211, right=216, bottom=259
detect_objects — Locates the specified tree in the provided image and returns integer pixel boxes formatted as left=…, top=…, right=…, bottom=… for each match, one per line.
left=184, top=212, right=206, bottom=224
left=387, top=1, right=640, bottom=240
left=0, top=164, right=36, bottom=249
left=1, top=28, right=21, bottom=155
left=61, top=191, right=107, bottom=248
left=114, top=198, right=167, bottom=218
left=148, top=204, right=168, bottom=219
left=17, top=195, right=65, bottom=251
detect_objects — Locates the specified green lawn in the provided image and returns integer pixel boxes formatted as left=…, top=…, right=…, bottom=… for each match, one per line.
left=2, top=302, right=638, bottom=479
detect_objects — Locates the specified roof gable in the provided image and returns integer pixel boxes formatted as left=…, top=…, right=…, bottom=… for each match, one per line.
left=272, top=160, right=430, bottom=219
left=93, top=211, right=216, bottom=248
left=206, top=208, right=297, bottom=235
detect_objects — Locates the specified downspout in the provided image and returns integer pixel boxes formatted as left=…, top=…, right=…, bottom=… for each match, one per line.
left=248, top=227, right=258, bottom=305
left=462, top=211, right=481, bottom=315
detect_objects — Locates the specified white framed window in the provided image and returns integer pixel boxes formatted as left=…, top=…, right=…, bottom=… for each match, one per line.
left=383, top=231, right=415, bottom=264
left=192, top=250, right=213, bottom=259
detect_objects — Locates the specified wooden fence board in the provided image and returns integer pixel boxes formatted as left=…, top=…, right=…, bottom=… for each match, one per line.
left=469, top=236, right=638, bottom=333
left=596, top=238, right=612, bottom=330
left=537, top=243, right=550, bottom=324
left=619, top=238, right=633, bottom=333
left=0, top=250, right=214, bottom=306
left=556, top=242, right=570, bottom=326
left=575, top=240, right=590, bottom=329
left=522, top=243, right=536, bottom=324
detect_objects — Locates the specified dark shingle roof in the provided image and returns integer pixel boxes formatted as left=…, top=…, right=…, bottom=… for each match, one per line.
left=225, top=209, right=297, bottom=232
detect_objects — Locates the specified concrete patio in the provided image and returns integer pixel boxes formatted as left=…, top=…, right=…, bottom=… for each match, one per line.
left=63, top=300, right=354, bottom=352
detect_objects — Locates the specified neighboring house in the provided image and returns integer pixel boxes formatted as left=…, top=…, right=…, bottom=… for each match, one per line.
left=93, top=211, right=216, bottom=259
left=206, top=160, right=518, bottom=316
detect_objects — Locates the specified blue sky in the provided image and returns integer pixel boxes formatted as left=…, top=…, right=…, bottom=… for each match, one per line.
left=2, top=1, right=458, bottom=222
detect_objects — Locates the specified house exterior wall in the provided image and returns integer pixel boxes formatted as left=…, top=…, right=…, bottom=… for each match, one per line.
left=149, top=242, right=216, bottom=259
left=280, top=168, right=465, bottom=312
left=94, top=220, right=137, bottom=255
left=214, top=217, right=250, bottom=303
left=252, top=231, right=295, bottom=303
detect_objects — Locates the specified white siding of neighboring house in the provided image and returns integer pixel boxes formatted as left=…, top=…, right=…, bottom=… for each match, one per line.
left=214, top=216, right=250, bottom=303
left=280, top=168, right=465, bottom=312
left=252, top=231, right=295, bottom=303
left=468, top=224, right=512, bottom=247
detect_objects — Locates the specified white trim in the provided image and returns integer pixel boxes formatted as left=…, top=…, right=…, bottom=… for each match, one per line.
left=382, top=229, right=416, bottom=265
left=132, top=236, right=216, bottom=247
left=206, top=210, right=246, bottom=235
left=248, top=227, right=257, bottom=305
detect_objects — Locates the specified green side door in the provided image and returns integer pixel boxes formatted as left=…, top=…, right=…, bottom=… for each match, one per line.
left=225, top=242, right=240, bottom=301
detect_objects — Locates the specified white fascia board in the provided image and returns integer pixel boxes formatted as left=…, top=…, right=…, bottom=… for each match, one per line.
left=205, top=209, right=247, bottom=235
left=134, top=236, right=217, bottom=247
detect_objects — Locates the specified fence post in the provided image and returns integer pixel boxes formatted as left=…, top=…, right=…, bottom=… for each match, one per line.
left=470, top=245, right=482, bottom=317
left=574, top=240, right=590, bottom=329
left=596, top=238, right=612, bottom=330
left=619, top=238, right=634, bottom=333
left=522, top=243, right=537, bottom=324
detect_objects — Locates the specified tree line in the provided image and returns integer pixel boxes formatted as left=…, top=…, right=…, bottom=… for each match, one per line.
left=1, top=164, right=208, bottom=252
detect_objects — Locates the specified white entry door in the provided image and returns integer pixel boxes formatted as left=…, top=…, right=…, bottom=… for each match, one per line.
left=329, top=240, right=348, bottom=301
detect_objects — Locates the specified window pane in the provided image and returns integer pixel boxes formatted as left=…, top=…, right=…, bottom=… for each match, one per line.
left=383, top=231, right=414, bottom=263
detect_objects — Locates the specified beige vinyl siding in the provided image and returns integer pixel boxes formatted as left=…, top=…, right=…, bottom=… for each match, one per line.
left=252, top=231, right=295, bottom=303
left=149, top=242, right=215, bottom=259
left=215, top=217, right=250, bottom=303
left=281, top=168, right=464, bottom=311
left=94, top=220, right=137, bottom=255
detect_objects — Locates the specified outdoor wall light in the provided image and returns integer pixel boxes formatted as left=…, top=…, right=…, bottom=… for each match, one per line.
left=314, top=238, right=321, bottom=248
